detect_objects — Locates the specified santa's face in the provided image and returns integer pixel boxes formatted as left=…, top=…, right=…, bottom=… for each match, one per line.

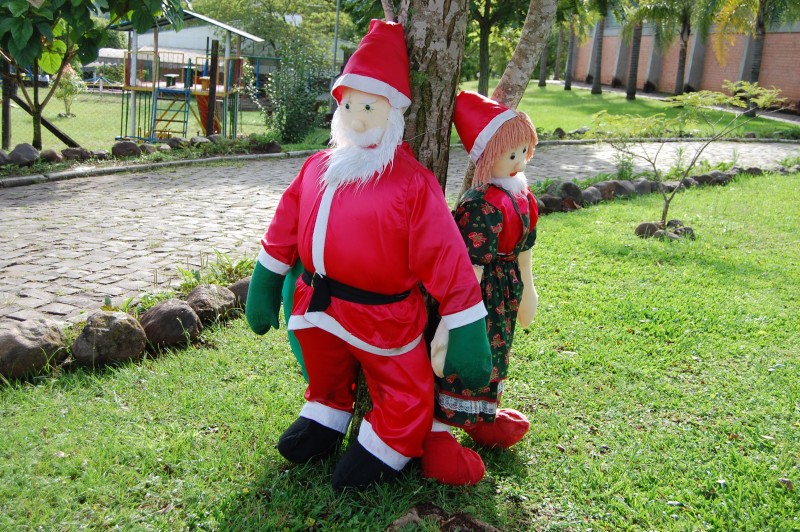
left=336, top=88, right=392, bottom=146
left=491, top=142, right=532, bottom=178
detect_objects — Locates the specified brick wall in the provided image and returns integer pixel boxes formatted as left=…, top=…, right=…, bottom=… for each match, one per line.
left=600, top=35, right=620, bottom=85
left=700, top=33, right=745, bottom=92
left=658, top=40, right=682, bottom=94
left=636, top=35, right=655, bottom=90
left=572, top=26, right=799, bottom=111
left=574, top=35, right=592, bottom=81
left=758, top=32, right=800, bottom=105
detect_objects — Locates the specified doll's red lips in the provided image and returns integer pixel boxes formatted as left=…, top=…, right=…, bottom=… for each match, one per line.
left=510, top=172, right=517, bottom=176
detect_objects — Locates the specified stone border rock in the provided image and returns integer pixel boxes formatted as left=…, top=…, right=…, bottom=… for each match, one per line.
left=2, top=137, right=798, bottom=189
left=533, top=163, right=800, bottom=217
left=0, top=282, right=246, bottom=379
left=0, top=137, right=303, bottom=189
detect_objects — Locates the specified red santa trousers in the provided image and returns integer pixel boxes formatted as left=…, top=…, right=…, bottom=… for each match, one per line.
left=295, top=326, right=433, bottom=463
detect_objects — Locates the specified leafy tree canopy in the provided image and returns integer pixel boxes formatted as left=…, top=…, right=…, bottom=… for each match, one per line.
left=191, top=0, right=358, bottom=57
left=0, top=0, right=184, bottom=75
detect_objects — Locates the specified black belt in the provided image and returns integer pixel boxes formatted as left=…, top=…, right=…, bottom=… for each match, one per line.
left=302, top=270, right=411, bottom=312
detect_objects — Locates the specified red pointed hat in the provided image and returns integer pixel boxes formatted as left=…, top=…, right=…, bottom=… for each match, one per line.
left=454, top=91, right=519, bottom=163
left=331, top=19, right=412, bottom=110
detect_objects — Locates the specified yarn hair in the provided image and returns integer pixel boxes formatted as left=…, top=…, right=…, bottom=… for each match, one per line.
left=474, top=112, right=538, bottom=186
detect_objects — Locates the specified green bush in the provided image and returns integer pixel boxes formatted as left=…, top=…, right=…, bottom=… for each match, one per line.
left=53, top=65, right=86, bottom=117
left=94, top=63, right=125, bottom=83
left=266, top=40, right=331, bottom=144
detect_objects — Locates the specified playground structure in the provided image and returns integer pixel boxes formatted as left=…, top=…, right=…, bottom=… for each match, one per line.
left=115, top=11, right=270, bottom=143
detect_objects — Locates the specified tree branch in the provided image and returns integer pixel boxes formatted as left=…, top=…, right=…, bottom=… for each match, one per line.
left=382, top=0, right=396, bottom=21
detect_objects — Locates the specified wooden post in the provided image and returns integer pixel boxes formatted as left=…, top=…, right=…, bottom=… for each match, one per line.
left=206, top=40, right=219, bottom=136
left=2, top=59, right=12, bottom=150
left=10, top=95, right=80, bottom=147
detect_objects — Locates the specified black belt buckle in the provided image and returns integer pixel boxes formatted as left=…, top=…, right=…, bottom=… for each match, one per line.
left=308, top=272, right=331, bottom=312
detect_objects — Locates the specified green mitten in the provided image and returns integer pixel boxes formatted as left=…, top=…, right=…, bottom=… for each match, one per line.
left=443, top=318, right=493, bottom=389
left=245, top=261, right=284, bottom=335
left=282, top=261, right=307, bottom=381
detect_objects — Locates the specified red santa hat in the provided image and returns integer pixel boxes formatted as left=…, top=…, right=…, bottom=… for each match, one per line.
left=454, top=91, right=519, bottom=163
left=331, top=20, right=412, bottom=110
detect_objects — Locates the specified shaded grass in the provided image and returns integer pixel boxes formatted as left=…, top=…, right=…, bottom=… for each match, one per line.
left=1, top=171, right=799, bottom=530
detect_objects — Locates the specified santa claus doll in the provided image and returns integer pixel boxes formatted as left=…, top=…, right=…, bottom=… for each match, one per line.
left=422, top=90, right=540, bottom=485
left=245, top=21, right=492, bottom=490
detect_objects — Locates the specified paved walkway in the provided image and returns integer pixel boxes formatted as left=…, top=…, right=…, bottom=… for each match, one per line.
left=1, top=140, right=798, bottom=325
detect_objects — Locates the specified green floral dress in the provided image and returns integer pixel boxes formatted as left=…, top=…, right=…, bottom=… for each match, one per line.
left=434, top=183, right=538, bottom=428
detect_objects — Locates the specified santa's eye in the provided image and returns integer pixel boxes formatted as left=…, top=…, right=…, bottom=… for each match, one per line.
left=345, top=103, right=350, bottom=110
left=522, top=148, right=527, bottom=154
left=364, top=104, right=372, bottom=111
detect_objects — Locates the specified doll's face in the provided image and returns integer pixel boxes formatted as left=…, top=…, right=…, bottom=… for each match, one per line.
left=338, top=88, right=392, bottom=143
left=491, top=141, right=532, bottom=178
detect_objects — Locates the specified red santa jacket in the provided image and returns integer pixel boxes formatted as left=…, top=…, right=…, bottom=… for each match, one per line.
left=260, top=142, right=486, bottom=355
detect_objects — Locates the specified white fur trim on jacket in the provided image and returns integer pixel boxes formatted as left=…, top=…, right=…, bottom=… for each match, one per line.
left=258, top=248, right=291, bottom=276
left=288, top=313, right=423, bottom=356
left=441, top=301, right=488, bottom=330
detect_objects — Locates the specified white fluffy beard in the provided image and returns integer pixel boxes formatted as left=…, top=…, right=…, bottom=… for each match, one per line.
left=322, top=106, right=405, bottom=188
left=491, top=173, right=529, bottom=197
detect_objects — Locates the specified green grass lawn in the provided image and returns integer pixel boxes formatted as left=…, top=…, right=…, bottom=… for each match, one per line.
left=460, top=81, right=800, bottom=140
left=5, top=82, right=798, bottom=155
left=6, top=92, right=269, bottom=152
left=2, top=170, right=798, bottom=530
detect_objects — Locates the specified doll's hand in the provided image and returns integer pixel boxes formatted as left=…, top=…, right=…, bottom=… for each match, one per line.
left=517, top=249, right=538, bottom=327
left=443, top=318, right=492, bottom=389
left=430, top=319, right=448, bottom=378
left=245, top=261, right=284, bottom=335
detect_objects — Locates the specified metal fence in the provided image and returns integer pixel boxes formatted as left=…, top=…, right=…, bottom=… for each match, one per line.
left=3, top=83, right=268, bottom=153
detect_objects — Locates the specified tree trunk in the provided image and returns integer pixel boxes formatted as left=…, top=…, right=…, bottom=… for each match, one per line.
left=458, top=0, right=557, bottom=198
left=565, top=21, right=576, bottom=90
left=626, top=22, right=643, bottom=100
left=744, top=0, right=766, bottom=117
left=476, top=1, right=492, bottom=96
left=554, top=27, right=564, bottom=80
left=403, top=0, right=470, bottom=191
left=538, top=44, right=548, bottom=86
left=492, top=0, right=557, bottom=108
left=2, top=59, right=13, bottom=150
left=590, top=17, right=605, bottom=94
left=675, top=20, right=690, bottom=95
left=381, top=0, right=396, bottom=21
left=747, top=0, right=766, bottom=84
left=32, top=64, right=43, bottom=149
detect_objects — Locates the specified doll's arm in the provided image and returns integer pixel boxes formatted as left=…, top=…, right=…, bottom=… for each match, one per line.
left=431, top=264, right=484, bottom=377
left=517, top=249, right=538, bottom=327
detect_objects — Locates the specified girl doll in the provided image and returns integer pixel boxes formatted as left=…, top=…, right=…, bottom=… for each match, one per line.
left=423, top=91, right=540, bottom=485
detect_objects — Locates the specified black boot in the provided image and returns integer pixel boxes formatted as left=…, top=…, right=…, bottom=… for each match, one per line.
left=277, top=417, right=344, bottom=464
left=332, top=439, right=398, bottom=490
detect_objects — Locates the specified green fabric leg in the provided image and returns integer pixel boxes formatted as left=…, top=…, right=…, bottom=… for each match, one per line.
left=282, top=261, right=307, bottom=382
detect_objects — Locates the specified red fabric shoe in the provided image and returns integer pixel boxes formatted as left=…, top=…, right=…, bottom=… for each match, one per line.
left=464, top=409, right=530, bottom=449
left=421, top=431, right=485, bottom=485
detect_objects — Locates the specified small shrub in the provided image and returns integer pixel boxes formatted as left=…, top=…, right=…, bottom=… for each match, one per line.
left=614, top=152, right=635, bottom=181
left=780, top=155, right=800, bottom=167
left=247, top=132, right=281, bottom=153
left=53, top=65, right=86, bottom=118
left=176, top=251, right=255, bottom=295
left=266, top=40, right=332, bottom=144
